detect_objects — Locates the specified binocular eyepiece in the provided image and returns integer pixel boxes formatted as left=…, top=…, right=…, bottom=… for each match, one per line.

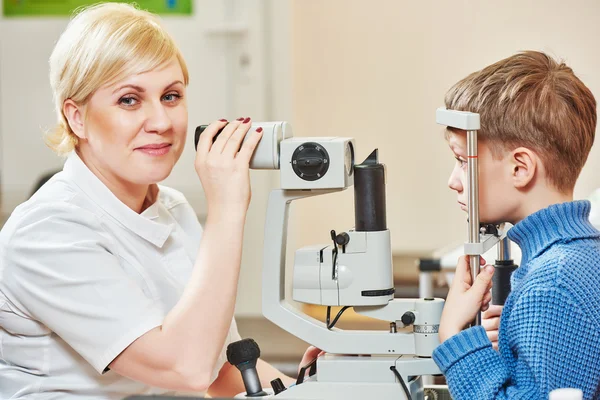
left=194, top=122, right=292, bottom=170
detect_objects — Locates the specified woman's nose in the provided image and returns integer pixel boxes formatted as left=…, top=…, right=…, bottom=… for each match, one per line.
left=144, top=102, right=173, bottom=134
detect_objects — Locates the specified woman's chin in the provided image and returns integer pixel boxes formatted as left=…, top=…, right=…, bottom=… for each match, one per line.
left=129, top=168, right=172, bottom=185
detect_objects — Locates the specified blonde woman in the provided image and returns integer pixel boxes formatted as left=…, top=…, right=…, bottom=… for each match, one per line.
left=0, top=3, right=317, bottom=399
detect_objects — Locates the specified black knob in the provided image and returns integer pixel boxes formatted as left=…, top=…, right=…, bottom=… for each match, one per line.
left=291, top=142, right=330, bottom=181
left=401, top=312, right=415, bottom=326
left=270, top=378, right=287, bottom=395
left=226, top=339, right=267, bottom=397
left=335, top=232, right=350, bottom=246
left=226, top=338, right=261, bottom=366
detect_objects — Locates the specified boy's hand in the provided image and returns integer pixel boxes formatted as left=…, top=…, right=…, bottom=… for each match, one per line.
left=482, top=305, right=502, bottom=350
left=439, top=255, right=495, bottom=343
left=298, top=346, right=324, bottom=376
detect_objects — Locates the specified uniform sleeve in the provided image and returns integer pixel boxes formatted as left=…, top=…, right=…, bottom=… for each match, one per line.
left=1, top=204, right=165, bottom=374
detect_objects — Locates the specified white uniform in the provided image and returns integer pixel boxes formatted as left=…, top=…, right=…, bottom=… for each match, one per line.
left=0, top=152, right=241, bottom=399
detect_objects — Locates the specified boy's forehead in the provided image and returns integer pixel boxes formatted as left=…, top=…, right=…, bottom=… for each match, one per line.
left=445, top=128, right=467, bottom=147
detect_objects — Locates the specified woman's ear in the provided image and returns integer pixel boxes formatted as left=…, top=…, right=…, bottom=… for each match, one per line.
left=63, top=99, right=86, bottom=140
left=510, top=147, right=539, bottom=189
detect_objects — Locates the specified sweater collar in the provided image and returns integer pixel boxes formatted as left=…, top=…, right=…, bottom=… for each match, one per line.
left=508, top=200, right=600, bottom=265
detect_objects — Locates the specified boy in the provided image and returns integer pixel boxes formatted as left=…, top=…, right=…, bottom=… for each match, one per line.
left=433, top=51, right=600, bottom=399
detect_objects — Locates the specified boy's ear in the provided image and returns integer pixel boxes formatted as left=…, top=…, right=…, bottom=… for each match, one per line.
left=63, top=99, right=86, bottom=140
left=510, top=147, right=539, bottom=189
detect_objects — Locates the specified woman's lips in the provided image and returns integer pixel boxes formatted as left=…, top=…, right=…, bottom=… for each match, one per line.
left=135, top=143, right=172, bottom=156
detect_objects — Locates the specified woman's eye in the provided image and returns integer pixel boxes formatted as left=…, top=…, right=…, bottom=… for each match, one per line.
left=162, top=93, right=182, bottom=103
left=119, top=96, right=138, bottom=106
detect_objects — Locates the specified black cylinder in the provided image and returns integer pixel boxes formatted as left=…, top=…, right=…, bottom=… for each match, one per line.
left=418, top=258, right=442, bottom=272
left=226, top=338, right=267, bottom=397
left=271, top=378, right=287, bottom=395
left=492, top=260, right=519, bottom=305
left=241, top=368, right=267, bottom=397
left=354, top=149, right=387, bottom=231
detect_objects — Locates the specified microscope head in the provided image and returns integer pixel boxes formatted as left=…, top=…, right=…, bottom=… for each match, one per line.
left=195, top=121, right=355, bottom=190
left=293, top=149, right=395, bottom=308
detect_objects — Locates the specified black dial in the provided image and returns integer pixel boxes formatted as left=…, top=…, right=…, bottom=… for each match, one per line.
left=401, top=312, right=415, bottom=326
left=291, top=142, right=330, bottom=181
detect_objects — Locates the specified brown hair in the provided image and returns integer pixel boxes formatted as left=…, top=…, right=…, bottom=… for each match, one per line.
left=445, top=51, right=596, bottom=193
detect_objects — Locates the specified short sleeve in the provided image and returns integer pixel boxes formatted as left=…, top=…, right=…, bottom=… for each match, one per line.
left=1, top=203, right=164, bottom=374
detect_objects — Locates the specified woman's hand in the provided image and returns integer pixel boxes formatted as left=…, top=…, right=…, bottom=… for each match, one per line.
left=482, top=304, right=502, bottom=350
left=438, top=255, right=494, bottom=343
left=195, top=118, right=263, bottom=218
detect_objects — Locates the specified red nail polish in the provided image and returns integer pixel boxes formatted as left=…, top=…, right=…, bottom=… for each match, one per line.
left=219, top=119, right=227, bottom=122
left=256, top=127, right=263, bottom=133
left=243, top=117, right=251, bottom=123
left=236, top=117, right=244, bottom=121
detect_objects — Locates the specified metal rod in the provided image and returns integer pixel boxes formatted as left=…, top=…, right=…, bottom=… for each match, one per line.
left=497, top=237, right=511, bottom=261
left=419, top=271, right=434, bottom=299
left=467, top=130, right=481, bottom=326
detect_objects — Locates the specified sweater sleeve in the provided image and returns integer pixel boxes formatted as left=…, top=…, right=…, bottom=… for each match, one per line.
left=433, top=326, right=513, bottom=399
left=433, top=287, right=600, bottom=399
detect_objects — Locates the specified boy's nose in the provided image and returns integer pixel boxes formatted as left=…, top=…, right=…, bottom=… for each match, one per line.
left=448, top=168, right=464, bottom=193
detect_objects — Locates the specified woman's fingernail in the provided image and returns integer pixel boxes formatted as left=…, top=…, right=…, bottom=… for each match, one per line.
left=256, top=127, right=263, bottom=133
left=243, top=117, right=251, bottom=123
left=486, top=265, right=495, bottom=274
left=219, top=119, right=227, bottom=122
left=236, top=117, right=244, bottom=121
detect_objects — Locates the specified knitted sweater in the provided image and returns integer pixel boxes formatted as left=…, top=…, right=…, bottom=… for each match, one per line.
left=432, top=201, right=600, bottom=399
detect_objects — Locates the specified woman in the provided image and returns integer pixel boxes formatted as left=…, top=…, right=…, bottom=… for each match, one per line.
left=0, top=3, right=317, bottom=399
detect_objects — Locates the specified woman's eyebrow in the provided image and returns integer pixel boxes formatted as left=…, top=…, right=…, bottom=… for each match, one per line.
left=164, top=80, right=183, bottom=90
left=112, top=80, right=183, bottom=95
left=112, top=84, right=144, bottom=94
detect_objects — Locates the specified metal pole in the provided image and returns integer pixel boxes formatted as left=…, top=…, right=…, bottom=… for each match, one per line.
left=497, top=236, right=510, bottom=261
left=419, top=271, right=434, bottom=299
left=467, top=130, right=481, bottom=326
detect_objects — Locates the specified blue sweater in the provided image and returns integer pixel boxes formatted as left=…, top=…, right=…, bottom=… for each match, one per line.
left=433, top=201, right=600, bottom=399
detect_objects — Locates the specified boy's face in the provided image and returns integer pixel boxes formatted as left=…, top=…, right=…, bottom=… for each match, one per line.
left=446, top=130, right=516, bottom=224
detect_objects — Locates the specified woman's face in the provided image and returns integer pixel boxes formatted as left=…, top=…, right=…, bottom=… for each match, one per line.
left=79, top=58, right=187, bottom=187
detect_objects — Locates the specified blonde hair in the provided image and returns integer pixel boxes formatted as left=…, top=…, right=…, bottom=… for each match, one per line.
left=445, top=51, right=596, bottom=193
left=46, top=2, right=189, bottom=156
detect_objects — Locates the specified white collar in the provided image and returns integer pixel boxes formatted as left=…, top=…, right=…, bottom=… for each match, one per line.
left=63, top=152, right=173, bottom=247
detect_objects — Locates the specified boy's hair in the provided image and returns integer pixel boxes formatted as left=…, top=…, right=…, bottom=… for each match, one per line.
left=445, top=50, right=596, bottom=193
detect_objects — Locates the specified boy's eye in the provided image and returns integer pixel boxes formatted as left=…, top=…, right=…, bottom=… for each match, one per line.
left=455, top=156, right=467, bottom=167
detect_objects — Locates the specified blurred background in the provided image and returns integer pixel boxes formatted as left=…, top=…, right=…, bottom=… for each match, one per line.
left=1, top=0, right=599, bottom=376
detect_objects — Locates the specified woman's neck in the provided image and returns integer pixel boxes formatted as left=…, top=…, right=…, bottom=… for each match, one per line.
left=76, top=148, right=150, bottom=213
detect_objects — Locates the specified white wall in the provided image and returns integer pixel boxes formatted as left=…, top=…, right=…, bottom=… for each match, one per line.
left=288, top=0, right=600, bottom=254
